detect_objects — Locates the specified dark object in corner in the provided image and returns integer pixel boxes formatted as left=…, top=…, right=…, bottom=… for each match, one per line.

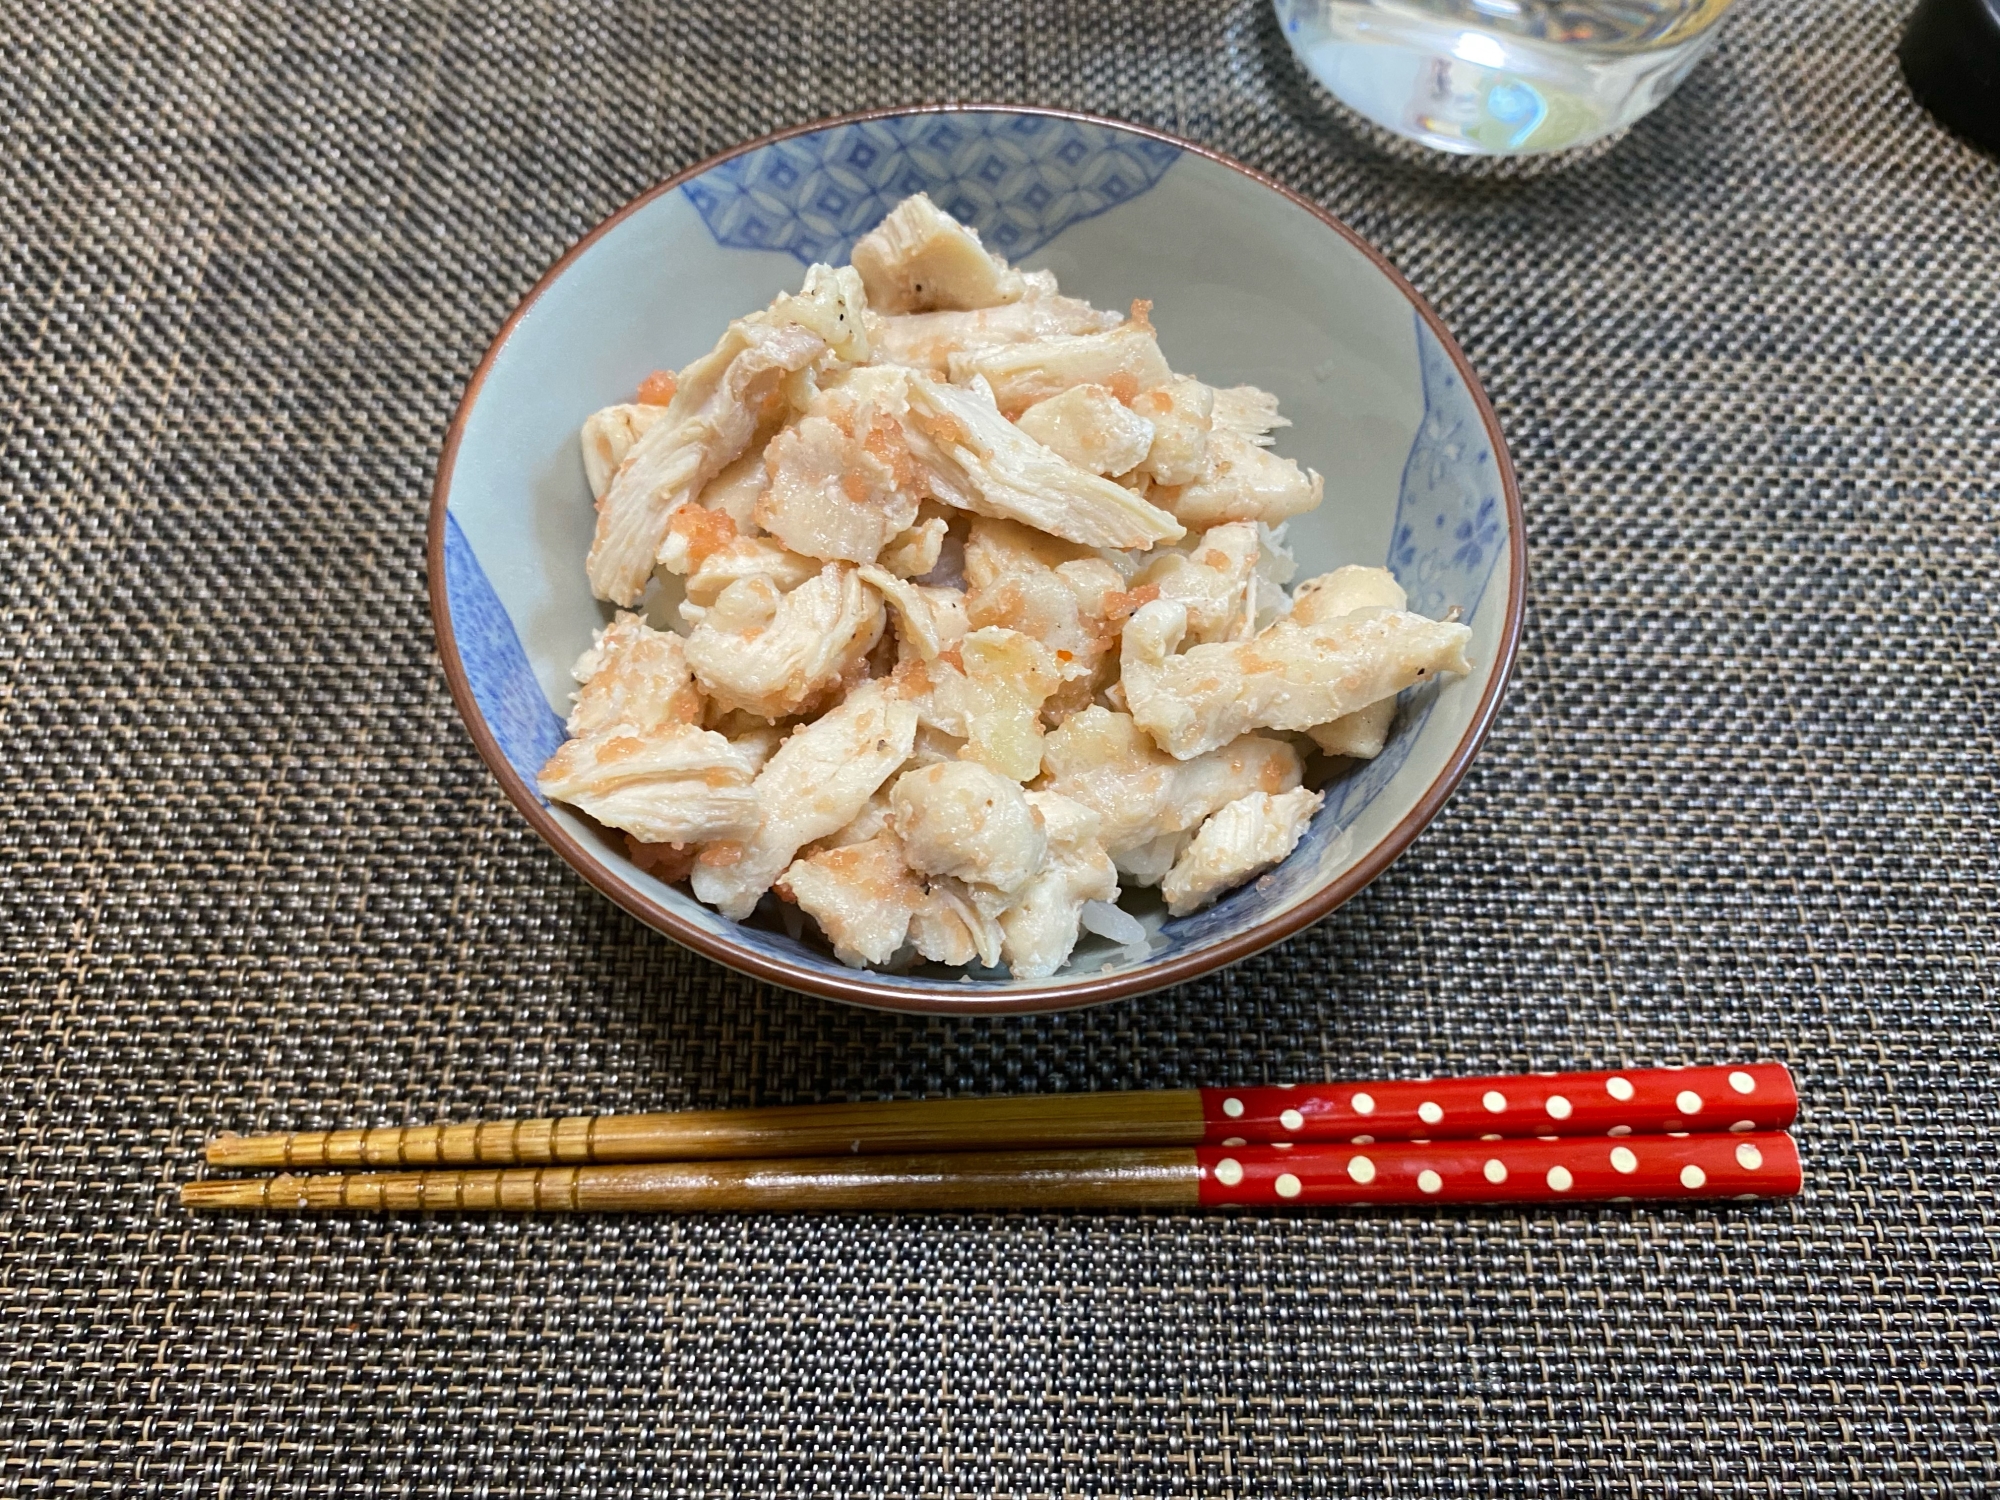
left=1898, top=0, right=2000, bottom=154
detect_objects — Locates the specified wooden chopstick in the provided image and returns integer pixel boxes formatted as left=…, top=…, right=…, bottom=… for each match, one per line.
left=182, top=1132, right=1802, bottom=1213
left=203, top=1064, right=1797, bottom=1169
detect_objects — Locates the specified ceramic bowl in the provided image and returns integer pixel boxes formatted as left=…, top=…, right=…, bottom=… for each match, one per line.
left=429, top=105, right=1524, bottom=1015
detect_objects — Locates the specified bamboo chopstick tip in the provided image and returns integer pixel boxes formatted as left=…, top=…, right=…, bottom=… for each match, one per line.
left=184, top=1172, right=326, bottom=1210
left=203, top=1133, right=244, bottom=1166
left=182, top=1177, right=264, bottom=1210
left=205, top=1134, right=298, bottom=1168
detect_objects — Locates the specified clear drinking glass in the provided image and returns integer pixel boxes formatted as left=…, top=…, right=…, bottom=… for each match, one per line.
left=1274, top=0, right=1737, bottom=156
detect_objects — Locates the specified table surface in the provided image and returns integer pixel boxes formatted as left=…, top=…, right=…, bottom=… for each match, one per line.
left=3, top=0, right=1996, bottom=1493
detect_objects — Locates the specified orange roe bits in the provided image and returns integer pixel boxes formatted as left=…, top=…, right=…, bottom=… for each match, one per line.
left=636, top=369, right=678, bottom=406
left=864, top=406, right=920, bottom=475
left=664, top=504, right=738, bottom=570
left=1097, top=582, right=1160, bottom=632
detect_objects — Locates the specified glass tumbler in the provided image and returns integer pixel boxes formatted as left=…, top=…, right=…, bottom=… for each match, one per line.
left=1274, top=0, right=1737, bottom=156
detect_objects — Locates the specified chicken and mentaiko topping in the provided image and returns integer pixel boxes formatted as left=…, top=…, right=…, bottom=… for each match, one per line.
left=539, top=193, right=1473, bottom=978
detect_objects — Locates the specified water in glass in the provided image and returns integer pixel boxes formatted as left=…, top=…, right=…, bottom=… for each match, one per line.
left=1275, top=0, right=1735, bottom=155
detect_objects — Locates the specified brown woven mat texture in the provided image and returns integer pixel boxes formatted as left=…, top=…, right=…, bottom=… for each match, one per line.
left=3, top=0, right=1997, bottom=1491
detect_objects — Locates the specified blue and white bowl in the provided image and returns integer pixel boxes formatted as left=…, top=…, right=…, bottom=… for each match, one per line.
left=429, top=106, right=1525, bottom=1014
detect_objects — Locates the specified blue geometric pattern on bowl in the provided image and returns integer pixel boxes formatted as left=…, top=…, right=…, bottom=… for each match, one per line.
left=684, top=113, right=1181, bottom=267
left=1167, top=312, right=1507, bottom=951
left=443, top=513, right=567, bottom=793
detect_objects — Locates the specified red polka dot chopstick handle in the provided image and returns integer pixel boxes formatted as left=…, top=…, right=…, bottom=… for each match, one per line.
left=1200, top=1064, right=1794, bottom=1145
left=1196, top=1131, right=1801, bottom=1207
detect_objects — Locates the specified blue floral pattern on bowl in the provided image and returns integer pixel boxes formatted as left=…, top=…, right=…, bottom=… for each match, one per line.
left=443, top=513, right=567, bottom=792
left=1389, top=323, right=1507, bottom=622
left=684, top=114, right=1181, bottom=268
left=1316, top=315, right=1507, bottom=828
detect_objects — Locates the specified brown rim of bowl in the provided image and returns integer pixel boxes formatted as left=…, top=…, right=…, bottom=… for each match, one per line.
left=427, top=103, right=1528, bottom=1017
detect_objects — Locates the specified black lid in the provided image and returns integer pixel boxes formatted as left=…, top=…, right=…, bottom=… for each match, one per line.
left=1898, top=0, right=2000, bottom=154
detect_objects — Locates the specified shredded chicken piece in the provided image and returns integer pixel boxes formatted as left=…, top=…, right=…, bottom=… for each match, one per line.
left=1014, top=384, right=1156, bottom=476
left=948, top=321, right=1174, bottom=417
left=814, top=787, right=896, bottom=849
left=690, top=680, right=919, bottom=919
left=580, top=404, right=670, bottom=501
left=962, top=518, right=1128, bottom=681
left=777, top=834, right=926, bottom=966
left=1121, top=599, right=1473, bottom=760
left=890, top=760, right=1048, bottom=894
left=684, top=563, right=886, bottom=718
left=1209, top=385, right=1288, bottom=447
left=1288, top=564, right=1407, bottom=626
left=1035, top=706, right=1303, bottom=858
left=958, top=626, right=1062, bottom=781
left=1290, top=566, right=1409, bottom=758
left=1133, top=522, right=1263, bottom=646
left=589, top=266, right=866, bottom=604
left=766, top=263, right=871, bottom=363
left=1017, top=555, right=1131, bottom=682
left=858, top=565, right=968, bottom=662
left=1061, top=558, right=1135, bottom=610
left=963, top=514, right=1098, bottom=577
left=998, top=791, right=1119, bottom=979
left=756, top=384, right=924, bottom=563
left=563, top=612, right=703, bottom=738
left=896, top=627, right=1061, bottom=781
left=903, top=375, right=1184, bottom=550
left=588, top=316, right=827, bottom=606
left=1112, top=829, right=1191, bottom=889
left=693, top=445, right=771, bottom=530
left=879, top=513, right=949, bottom=577
left=537, top=724, right=762, bottom=845
left=849, top=193, right=1034, bottom=314
left=1310, top=716, right=1399, bottom=768
left=1131, top=378, right=1213, bottom=487
left=658, top=505, right=819, bottom=611
left=794, top=364, right=995, bottom=526
left=1153, top=431, right=1322, bottom=529
left=1037, top=674, right=1100, bottom=731
left=906, top=721, right=968, bottom=768
left=727, top=724, right=787, bottom=775
left=676, top=540, right=822, bottom=618
left=893, top=655, right=967, bottom=737
left=868, top=295, right=1123, bottom=374
left=1162, top=787, right=1324, bottom=916
left=536, top=615, right=749, bottom=844
left=908, top=877, right=1008, bottom=968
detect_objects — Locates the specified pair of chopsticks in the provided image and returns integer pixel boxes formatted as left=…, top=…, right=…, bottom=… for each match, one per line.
left=183, top=1064, right=1801, bottom=1214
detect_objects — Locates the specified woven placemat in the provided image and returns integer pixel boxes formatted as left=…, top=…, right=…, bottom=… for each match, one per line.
left=3, top=0, right=1996, bottom=1491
